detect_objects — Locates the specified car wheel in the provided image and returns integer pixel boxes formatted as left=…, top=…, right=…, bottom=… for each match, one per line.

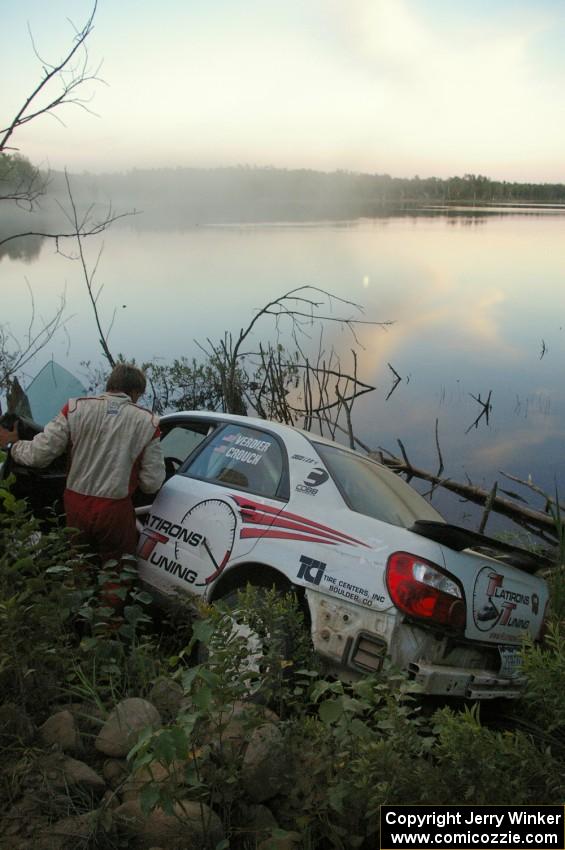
left=197, top=583, right=311, bottom=701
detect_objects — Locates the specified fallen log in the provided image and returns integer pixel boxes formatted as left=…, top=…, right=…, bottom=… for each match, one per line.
left=347, top=432, right=558, bottom=546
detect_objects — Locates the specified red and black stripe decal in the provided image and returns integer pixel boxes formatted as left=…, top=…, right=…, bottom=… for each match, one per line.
left=230, top=493, right=369, bottom=548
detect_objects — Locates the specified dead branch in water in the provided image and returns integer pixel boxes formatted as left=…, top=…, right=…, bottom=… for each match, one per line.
left=340, top=428, right=558, bottom=544
left=385, top=362, right=402, bottom=401
left=466, top=389, right=493, bottom=433
left=478, top=480, right=499, bottom=534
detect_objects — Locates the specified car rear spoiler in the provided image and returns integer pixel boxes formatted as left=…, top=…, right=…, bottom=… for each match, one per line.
left=409, top=520, right=552, bottom=574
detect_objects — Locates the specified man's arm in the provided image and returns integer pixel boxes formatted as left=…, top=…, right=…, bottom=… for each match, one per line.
left=5, top=413, right=70, bottom=468
left=138, top=436, right=166, bottom=493
left=0, top=425, right=19, bottom=449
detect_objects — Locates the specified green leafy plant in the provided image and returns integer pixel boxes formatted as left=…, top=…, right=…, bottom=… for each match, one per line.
left=431, top=703, right=564, bottom=804
left=0, top=491, right=81, bottom=714
left=545, top=496, right=565, bottom=625
left=205, top=584, right=319, bottom=716
left=520, top=622, right=565, bottom=739
left=3, top=485, right=565, bottom=847
left=129, top=590, right=318, bottom=845
left=278, top=673, right=431, bottom=848
left=68, top=555, right=160, bottom=708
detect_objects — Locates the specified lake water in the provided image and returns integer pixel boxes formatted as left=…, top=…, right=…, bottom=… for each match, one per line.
left=3, top=207, right=565, bottom=531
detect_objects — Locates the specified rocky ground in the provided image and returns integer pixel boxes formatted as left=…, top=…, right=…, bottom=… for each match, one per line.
left=1, top=684, right=297, bottom=850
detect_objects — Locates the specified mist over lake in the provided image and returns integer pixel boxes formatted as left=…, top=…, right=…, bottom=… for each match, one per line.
left=3, top=203, right=565, bottom=531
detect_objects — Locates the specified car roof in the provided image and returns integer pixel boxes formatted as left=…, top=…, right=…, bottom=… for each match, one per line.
left=159, top=409, right=352, bottom=453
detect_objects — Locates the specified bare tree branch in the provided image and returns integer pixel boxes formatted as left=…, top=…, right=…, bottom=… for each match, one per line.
left=0, top=291, right=68, bottom=395
left=479, top=480, right=499, bottom=534
left=232, top=285, right=391, bottom=365
left=0, top=208, right=137, bottom=249
left=0, top=2, right=101, bottom=154
left=60, top=171, right=115, bottom=366
left=500, top=470, right=565, bottom=515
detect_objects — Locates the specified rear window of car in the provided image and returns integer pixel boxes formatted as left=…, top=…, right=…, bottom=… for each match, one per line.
left=313, top=442, right=443, bottom=528
left=186, top=424, right=286, bottom=498
left=160, top=423, right=210, bottom=461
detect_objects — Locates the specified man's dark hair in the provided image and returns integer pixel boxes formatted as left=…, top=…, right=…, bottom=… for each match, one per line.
left=106, top=363, right=146, bottom=396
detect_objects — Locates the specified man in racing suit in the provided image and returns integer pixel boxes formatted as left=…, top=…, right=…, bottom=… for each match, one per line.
left=0, top=363, right=165, bottom=563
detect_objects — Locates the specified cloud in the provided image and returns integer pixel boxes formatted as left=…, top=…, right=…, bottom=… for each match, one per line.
left=345, top=0, right=431, bottom=73
left=322, top=0, right=563, bottom=177
left=4, top=0, right=565, bottom=177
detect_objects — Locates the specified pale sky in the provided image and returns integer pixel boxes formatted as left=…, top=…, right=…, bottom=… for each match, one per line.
left=2, top=0, right=565, bottom=181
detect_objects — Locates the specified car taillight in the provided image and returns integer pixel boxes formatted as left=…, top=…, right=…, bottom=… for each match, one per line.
left=386, top=551, right=466, bottom=632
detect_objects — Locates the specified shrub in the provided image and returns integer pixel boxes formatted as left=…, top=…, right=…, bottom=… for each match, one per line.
left=2, top=499, right=565, bottom=847
left=431, top=704, right=564, bottom=804
left=520, top=621, right=565, bottom=739
left=0, top=488, right=79, bottom=714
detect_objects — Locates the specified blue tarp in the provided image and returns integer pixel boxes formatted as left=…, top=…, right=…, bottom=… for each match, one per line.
left=26, top=362, right=87, bottom=425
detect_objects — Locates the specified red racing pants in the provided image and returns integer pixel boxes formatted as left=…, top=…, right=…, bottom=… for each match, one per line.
left=64, top=489, right=138, bottom=563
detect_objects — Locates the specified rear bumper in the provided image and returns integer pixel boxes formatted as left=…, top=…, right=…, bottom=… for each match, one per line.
left=408, top=660, right=525, bottom=699
left=307, top=590, right=526, bottom=698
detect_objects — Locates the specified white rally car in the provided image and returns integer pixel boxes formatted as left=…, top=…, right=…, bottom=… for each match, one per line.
left=136, top=411, right=549, bottom=699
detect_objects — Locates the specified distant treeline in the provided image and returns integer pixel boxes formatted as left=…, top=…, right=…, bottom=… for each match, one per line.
left=63, top=167, right=565, bottom=228
left=2, top=155, right=565, bottom=237
left=74, top=166, right=565, bottom=207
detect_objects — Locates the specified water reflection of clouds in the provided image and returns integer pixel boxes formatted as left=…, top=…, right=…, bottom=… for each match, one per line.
left=355, top=280, right=519, bottom=388
left=469, top=417, right=565, bottom=470
left=345, top=228, right=545, bottom=372
left=5, top=213, right=565, bottom=509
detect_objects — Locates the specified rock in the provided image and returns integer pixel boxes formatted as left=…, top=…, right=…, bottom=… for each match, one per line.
left=238, top=803, right=280, bottom=843
left=39, top=710, right=81, bottom=753
left=60, top=757, right=106, bottom=793
left=2, top=796, right=41, bottom=842
left=121, top=760, right=182, bottom=802
left=101, top=789, right=121, bottom=810
left=242, top=723, right=285, bottom=803
left=36, top=811, right=104, bottom=850
left=40, top=753, right=106, bottom=795
left=247, top=804, right=279, bottom=832
left=102, top=758, right=128, bottom=789
left=148, top=678, right=184, bottom=721
left=210, top=701, right=255, bottom=757
left=95, top=698, right=161, bottom=758
left=203, top=700, right=280, bottom=758
left=115, top=798, right=224, bottom=849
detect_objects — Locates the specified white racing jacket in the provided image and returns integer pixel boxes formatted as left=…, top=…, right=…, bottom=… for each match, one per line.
left=12, top=392, right=165, bottom=499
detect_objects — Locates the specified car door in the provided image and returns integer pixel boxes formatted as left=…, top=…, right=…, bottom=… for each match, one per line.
left=133, top=416, right=214, bottom=513
left=0, top=414, right=67, bottom=522
left=137, top=419, right=290, bottom=597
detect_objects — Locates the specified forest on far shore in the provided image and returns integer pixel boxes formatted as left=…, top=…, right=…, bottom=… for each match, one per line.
left=2, top=152, right=565, bottom=241
left=56, top=164, right=565, bottom=214
left=81, top=166, right=565, bottom=204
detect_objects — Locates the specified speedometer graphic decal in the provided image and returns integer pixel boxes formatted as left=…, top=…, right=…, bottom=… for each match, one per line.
left=176, top=499, right=237, bottom=586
